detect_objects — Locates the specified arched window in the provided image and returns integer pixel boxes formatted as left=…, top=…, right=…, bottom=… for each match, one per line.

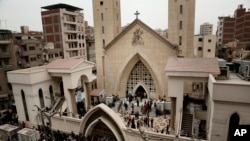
left=39, top=89, right=45, bottom=108
left=227, top=113, right=240, bottom=141
left=102, top=39, right=105, bottom=48
left=21, top=90, right=29, bottom=121
left=49, top=85, right=54, bottom=105
left=60, top=81, right=64, bottom=96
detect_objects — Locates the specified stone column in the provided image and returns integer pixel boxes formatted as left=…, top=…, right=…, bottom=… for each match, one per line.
left=70, top=89, right=77, bottom=116
left=85, top=82, right=92, bottom=110
left=64, top=89, right=77, bottom=117
left=170, top=97, right=176, bottom=132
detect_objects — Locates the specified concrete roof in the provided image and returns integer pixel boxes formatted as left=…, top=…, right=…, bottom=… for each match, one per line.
left=0, top=124, right=19, bottom=132
left=46, top=58, right=84, bottom=70
left=165, top=57, right=220, bottom=74
left=41, top=3, right=83, bottom=11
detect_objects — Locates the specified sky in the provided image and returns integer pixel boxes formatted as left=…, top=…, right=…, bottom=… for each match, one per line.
left=0, top=0, right=249, bottom=34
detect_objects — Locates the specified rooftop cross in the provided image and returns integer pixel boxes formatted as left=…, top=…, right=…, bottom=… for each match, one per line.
left=134, top=11, right=140, bottom=19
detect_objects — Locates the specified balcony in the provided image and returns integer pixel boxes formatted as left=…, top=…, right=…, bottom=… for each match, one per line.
left=0, top=40, right=11, bottom=44
left=2, top=64, right=14, bottom=71
left=65, top=28, right=78, bottom=33
left=64, top=19, right=76, bottom=25
left=0, top=52, right=11, bottom=58
left=21, top=62, right=30, bottom=68
left=19, top=50, right=43, bottom=57
left=17, top=40, right=40, bottom=45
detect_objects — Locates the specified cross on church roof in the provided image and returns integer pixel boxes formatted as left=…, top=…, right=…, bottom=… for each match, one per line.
left=134, top=11, right=140, bottom=19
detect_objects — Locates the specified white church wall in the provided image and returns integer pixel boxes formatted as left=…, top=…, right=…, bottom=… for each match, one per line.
left=211, top=102, right=250, bottom=141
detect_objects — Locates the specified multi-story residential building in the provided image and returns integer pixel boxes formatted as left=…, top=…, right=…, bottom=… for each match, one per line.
left=194, top=34, right=216, bottom=58
left=216, top=4, right=250, bottom=61
left=200, top=22, right=213, bottom=35
left=154, top=28, right=168, bottom=39
left=14, top=35, right=44, bottom=68
left=217, top=4, right=250, bottom=48
left=41, top=3, right=87, bottom=60
left=14, top=27, right=44, bottom=69
left=217, top=16, right=235, bottom=48
left=0, top=30, right=16, bottom=100
left=85, top=21, right=95, bottom=64
left=234, top=4, right=250, bottom=40
left=168, top=0, right=195, bottom=57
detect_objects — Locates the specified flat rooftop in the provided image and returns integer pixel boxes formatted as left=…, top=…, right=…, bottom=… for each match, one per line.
left=165, top=57, right=220, bottom=74
left=41, top=3, right=83, bottom=11
left=215, top=73, right=250, bottom=86
left=8, top=66, right=46, bottom=74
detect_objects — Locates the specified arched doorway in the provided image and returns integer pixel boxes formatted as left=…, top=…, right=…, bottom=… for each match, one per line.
left=133, top=82, right=150, bottom=99
left=38, top=89, right=45, bottom=108
left=80, top=104, right=126, bottom=141
left=227, top=113, right=240, bottom=141
left=135, top=86, right=145, bottom=98
left=126, top=60, right=155, bottom=97
left=49, top=85, right=54, bottom=105
left=88, top=121, right=117, bottom=140
left=21, top=90, right=29, bottom=121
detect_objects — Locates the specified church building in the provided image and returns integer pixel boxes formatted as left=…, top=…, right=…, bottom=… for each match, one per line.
left=93, top=0, right=195, bottom=98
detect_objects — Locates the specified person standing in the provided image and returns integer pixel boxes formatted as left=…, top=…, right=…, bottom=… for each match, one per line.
left=151, top=118, right=154, bottom=128
left=166, top=124, right=170, bottom=134
left=21, top=121, right=25, bottom=128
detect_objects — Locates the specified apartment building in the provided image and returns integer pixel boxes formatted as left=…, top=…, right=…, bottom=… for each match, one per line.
left=194, top=34, right=216, bottom=58
left=41, top=3, right=87, bottom=60
left=14, top=27, right=44, bottom=69
left=85, top=21, right=95, bottom=64
left=0, top=30, right=16, bottom=100
left=217, top=4, right=250, bottom=47
left=200, top=22, right=213, bottom=35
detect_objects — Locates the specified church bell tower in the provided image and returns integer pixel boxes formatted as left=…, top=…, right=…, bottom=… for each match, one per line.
left=168, top=0, right=195, bottom=57
left=92, top=0, right=122, bottom=89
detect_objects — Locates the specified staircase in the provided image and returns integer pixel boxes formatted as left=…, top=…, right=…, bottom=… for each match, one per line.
left=181, top=113, right=193, bottom=137
left=50, top=97, right=65, bottom=113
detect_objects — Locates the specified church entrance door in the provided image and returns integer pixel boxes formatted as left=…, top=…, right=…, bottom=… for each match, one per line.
left=135, top=85, right=147, bottom=99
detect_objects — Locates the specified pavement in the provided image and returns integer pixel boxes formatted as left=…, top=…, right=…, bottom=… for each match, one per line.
left=110, top=98, right=171, bottom=134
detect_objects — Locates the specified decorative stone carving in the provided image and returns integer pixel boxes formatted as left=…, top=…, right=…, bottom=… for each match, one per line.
left=132, top=28, right=144, bottom=46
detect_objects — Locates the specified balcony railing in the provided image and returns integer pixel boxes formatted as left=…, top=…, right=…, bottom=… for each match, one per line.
left=19, top=50, right=43, bottom=56
left=0, top=52, right=11, bottom=58
left=2, top=64, right=14, bottom=71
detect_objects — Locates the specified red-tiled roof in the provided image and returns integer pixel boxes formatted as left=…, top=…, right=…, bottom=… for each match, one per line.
left=46, top=59, right=83, bottom=69
left=165, top=57, right=220, bottom=74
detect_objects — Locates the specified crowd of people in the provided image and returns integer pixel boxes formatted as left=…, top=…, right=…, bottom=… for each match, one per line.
left=119, top=96, right=171, bottom=135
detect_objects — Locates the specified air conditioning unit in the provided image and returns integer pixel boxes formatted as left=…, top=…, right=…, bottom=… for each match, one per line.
left=217, top=66, right=230, bottom=80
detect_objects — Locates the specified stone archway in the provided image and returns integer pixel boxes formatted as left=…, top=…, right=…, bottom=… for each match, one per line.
left=79, top=104, right=126, bottom=141
left=115, top=52, right=162, bottom=99
left=132, top=82, right=150, bottom=99
left=126, top=60, right=156, bottom=98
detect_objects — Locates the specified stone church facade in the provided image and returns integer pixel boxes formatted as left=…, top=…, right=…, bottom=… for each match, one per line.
left=102, top=20, right=177, bottom=98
